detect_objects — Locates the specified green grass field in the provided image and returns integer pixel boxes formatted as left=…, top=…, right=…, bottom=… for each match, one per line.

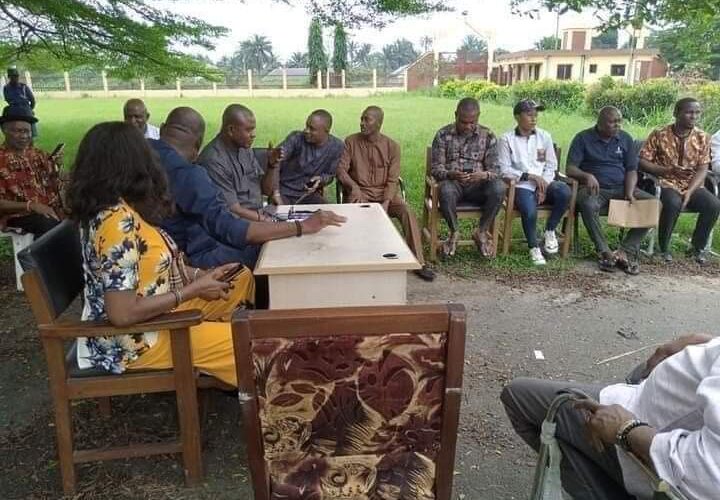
left=24, top=94, right=719, bottom=269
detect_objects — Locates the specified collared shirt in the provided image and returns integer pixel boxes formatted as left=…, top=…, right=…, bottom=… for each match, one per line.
left=567, top=127, right=637, bottom=189
left=336, top=132, right=401, bottom=202
left=150, top=139, right=250, bottom=264
left=197, top=135, right=265, bottom=210
left=3, top=82, right=35, bottom=109
left=599, top=337, right=720, bottom=500
left=430, top=123, right=499, bottom=181
left=278, top=131, right=343, bottom=199
left=0, top=145, right=60, bottom=226
left=711, top=130, right=720, bottom=171
left=498, top=127, right=557, bottom=191
left=144, top=124, right=160, bottom=140
left=640, top=125, right=711, bottom=193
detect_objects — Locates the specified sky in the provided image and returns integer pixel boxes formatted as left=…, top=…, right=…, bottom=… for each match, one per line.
left=158, top=0, right=619, bottom=62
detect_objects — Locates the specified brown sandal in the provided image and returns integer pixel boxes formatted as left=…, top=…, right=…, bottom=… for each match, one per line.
left=441, top=235, right=458, bottom=258
left=473, top=230, right=495, bottom=258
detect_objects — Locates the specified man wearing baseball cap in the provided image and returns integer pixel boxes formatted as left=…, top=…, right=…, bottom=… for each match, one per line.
left=498, top=99, right=571, bottom=265
left=0, top=105, right=63, bottom=237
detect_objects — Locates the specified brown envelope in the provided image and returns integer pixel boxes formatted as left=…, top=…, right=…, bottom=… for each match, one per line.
left=608, top=199, right=661, bottom=228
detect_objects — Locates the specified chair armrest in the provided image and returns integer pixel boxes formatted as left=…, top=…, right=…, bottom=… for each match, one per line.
left=39, top=309, right=204, bottom=339
left=706, top=170, right=720, bottom=190
left=398, top=177, right=406, bottom=201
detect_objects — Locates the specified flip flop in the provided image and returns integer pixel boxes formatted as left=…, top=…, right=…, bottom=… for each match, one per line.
left=441, top=237, right=458, bottom=258
left=615, top=258, right=640, bottom=275
left=598, top=256, right=616, bottom=273
left=473, top=230, right=495, bottom=258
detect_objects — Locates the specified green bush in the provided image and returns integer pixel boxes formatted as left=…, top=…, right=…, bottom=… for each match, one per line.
left=439, top=79, right=510, bottom=104
left=695, top=83, right=720, bottom=132
left=585, top=78, right=678, bottom=124
left=510, top=80, right=586, bottom=112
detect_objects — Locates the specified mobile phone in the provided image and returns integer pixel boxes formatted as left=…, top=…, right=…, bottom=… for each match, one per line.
left=221, top=264, right=244, bottom=283
left=50, top=143, right=65, bottom=158
left=462, top=164, right=474, bottom=173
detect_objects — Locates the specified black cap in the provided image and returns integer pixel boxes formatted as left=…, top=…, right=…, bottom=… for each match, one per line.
left=513, top=99, right=546, bottom=115
left=0, top=105, right=37, bottom=125
left=6, top=67, right=19, bottom=76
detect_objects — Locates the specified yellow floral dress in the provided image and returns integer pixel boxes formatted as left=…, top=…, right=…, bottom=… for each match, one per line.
left=78, top=201, right=254, bottom=386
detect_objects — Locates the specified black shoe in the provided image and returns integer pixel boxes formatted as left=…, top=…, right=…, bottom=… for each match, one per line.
left=661, top=252, right=673, bottom=264
left=688, top=248, right=708, bottom=264
left=414, top=265, right=436, bottom=282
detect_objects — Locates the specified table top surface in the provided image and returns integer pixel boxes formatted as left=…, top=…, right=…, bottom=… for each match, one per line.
left=254, top=203, right=421, bottom=275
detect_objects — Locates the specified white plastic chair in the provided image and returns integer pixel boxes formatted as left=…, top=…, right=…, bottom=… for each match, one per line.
left=1, top=229, right=34, bottom=291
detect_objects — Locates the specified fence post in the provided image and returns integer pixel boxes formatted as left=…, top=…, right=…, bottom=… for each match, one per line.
left=24, top=70, right=32, bottom=88
left=372, top=69, right=377, bottom=90
left=341, top=69, right=346, bottom=89
left=282, top=67, right=287, bottom=91
left=247, top=69, right=253, bottom=94
left=140, top=78, right=146, bottom=96
left=212, top=81, right=217, bottom=95
left=325, top=70, right=330, bottom=90
left=63, top=71, right=71, bottom=94
left=317, top=71, right=322, bottom=90
left=101, top=70, right=108, bottom=95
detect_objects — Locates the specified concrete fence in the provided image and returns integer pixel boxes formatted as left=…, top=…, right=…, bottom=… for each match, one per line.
left=5, top=68, right=408, bottom=99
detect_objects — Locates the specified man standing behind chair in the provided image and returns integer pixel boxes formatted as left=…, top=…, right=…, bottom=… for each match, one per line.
left=198, top=104, right=280, bottom=223
left=3, top=68, right=36, bottom=137
left=336, top=105, right=435, bottom=282
left=567, top=106, right=654, bottom=275
left=431, top=97, right=506, bottom=258
left=275, top=109, right=343, bottom=205
left=639, top=98, right=720, bottom=264
left=498, top=99, right=571, bottom=266
left=123, top=98, right=160, bottom=139
left=0, top=105, right=62, bottom=236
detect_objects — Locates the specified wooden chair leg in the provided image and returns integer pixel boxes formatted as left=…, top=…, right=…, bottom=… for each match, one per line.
left=429, top=208, right=439, bottom=263
left=502, top=211, right=513, bottom=256
left=561, top=214, right=572, bottom=258
left=573, top=215, right=580, bottom=255
left=97, top=397, right=112, bottom=418
left=170, top=329, right=203, bottom=486
left=44, top=341, right=77, bottom=495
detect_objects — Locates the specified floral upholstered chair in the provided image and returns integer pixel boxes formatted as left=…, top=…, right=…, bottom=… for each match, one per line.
left=232, top=304, right=466, bottom=500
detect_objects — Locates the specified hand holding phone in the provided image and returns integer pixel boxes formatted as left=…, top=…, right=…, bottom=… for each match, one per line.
left=220, top=263, right=244, bottom=283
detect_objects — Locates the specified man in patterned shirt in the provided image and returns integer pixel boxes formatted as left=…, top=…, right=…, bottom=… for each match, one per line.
left=431, top=97, right=506, bottom=257
left=0, top=105, right=62, bottom=236
left=639, top=98, right=720, bottom=263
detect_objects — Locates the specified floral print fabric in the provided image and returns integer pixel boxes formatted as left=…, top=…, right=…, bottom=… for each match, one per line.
left=77, top=202, right=174, bottom=373
left=251, top=333, right=447, bottom=499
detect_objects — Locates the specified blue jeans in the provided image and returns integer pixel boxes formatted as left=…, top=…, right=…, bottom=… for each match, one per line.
left=514, top=181, right=571, bottom=248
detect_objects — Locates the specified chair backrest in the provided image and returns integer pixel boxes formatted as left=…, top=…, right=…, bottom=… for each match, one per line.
left=17, top=219, right=83, bottom=324
left=233, top=304, right=466, bottom=500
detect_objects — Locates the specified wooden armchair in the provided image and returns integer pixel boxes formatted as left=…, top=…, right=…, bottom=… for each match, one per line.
left=498, top=145, right=578, bottom=257
left=421, top=146, right=500, bottom=262
left=232, top=304, right=467, bottom=499
left=18, top=220, right=228, bottom=495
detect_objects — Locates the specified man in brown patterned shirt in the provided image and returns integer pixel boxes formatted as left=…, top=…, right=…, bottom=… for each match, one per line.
left=336, top=106, right=435, bottom=281
left=639, top=98, right=720, bottom=263
left=431, top=97, right=506, bottom=257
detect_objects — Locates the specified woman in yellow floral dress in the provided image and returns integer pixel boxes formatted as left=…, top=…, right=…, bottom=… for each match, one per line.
left=66, top=121, right=254, bottom=386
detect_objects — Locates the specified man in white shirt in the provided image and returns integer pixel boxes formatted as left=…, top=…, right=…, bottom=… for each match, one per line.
left=498, top=99, right=571, bottom=265
left=502, top=334, right=720, bottom=500
left=711, top=130, right=720, bottom=171
left=123, top=98, right=160, bottom=139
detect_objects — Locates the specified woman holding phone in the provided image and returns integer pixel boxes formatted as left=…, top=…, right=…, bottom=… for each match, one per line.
left=67, top=121, right=254, bottom=385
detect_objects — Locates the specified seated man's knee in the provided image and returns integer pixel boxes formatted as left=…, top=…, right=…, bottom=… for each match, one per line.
left=660, top=189, right=683, bottom=211
left=577, top=195, right=600, bottom=214
left=552, top=182, right=572, bottom=203
left=488, top=178, right=507, bottom=200
left=439, top=181, right=458, bottom=200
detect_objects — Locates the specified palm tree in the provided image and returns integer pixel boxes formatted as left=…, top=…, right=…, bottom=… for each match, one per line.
left=237, top=34, right=275, bottom=74
left=287, top=52, right=309, bottom=68
left=420, top=35, right=433, bottom=53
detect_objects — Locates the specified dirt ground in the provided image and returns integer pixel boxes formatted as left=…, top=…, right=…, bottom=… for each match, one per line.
left=1, top=258, right=719, bottom=499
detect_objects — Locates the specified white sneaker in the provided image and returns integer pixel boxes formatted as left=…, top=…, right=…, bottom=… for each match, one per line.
left=530, top=247, right=546, bottom=265
left=543, top=230, right=559, bottom=255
